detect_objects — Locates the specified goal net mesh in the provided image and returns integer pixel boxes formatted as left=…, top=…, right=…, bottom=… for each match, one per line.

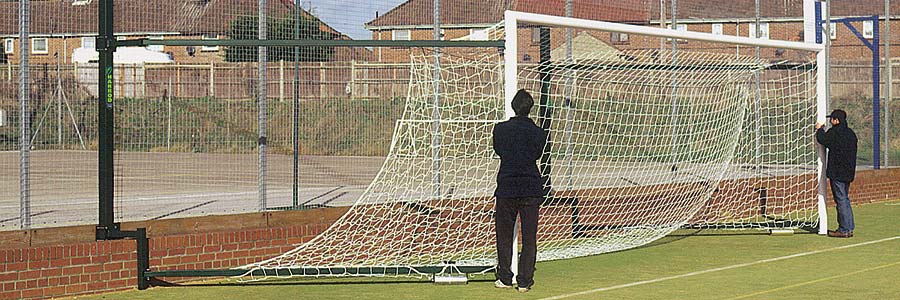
left=244, top=23, right=819, bottom=276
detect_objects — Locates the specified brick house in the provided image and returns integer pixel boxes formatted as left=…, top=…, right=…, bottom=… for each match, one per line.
left=0, top=0, right=368, bottom=65
left=365, top=0, right=898, bottom=63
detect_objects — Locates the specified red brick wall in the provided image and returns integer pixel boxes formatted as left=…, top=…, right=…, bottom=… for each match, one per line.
left=0, top=169, right=896, bottom=300
left=0, top=208, right=345, bottom=300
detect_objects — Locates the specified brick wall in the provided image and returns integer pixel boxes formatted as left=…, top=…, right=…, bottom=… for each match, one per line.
left=0, top=207, right=346, bottom=300
left=0, top=169, right=896, bottom=299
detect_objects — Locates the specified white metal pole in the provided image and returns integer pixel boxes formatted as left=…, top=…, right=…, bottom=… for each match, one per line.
left=805, top=0, right=829, bottom=235
left=504, top=12, right=518, bottom=119
left=505, top=11, right=823, bottom=52
left=503, top=10, right=520, bottom=284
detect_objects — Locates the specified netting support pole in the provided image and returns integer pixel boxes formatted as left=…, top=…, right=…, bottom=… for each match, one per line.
left=17, top=0, right=31, bottom=230
left=97, top=0, right=116, bottom=237
left=807, top=0, right=829, bottom=235
left=94, top=0, right=151, bottom=289
left=258, top=0, right=268, bottom=211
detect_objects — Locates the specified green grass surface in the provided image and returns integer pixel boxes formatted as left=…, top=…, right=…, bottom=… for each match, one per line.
left=74, top=200, right=900, bottom=300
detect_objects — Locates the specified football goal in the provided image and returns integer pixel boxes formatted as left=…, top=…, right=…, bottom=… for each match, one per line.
left=235, top=10, right=827, bottom=280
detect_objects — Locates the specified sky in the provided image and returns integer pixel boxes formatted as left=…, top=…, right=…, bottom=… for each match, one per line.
left=300, top=0, right=409, bottom=40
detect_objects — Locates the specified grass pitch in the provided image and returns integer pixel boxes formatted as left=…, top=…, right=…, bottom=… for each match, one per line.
left=73, top=200, right=900, bottom=300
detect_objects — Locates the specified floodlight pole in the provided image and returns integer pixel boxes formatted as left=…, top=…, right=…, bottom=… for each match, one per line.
left=96, top=0, right=150, bottom=290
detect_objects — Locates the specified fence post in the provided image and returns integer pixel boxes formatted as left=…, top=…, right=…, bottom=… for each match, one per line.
left=350, top=60, right=356, bottom=100
left=279, top=60, right=285, bottom=102
left=141, top=64, right=146, bottom=98
left=319, top=62, right=325, bottom=98
left=176, top=63, right=181, bottom=98
left=209, top=62, right=215, bottom=97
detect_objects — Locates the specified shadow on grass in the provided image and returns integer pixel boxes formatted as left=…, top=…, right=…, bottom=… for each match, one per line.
left=631, top=228, right=818, bottom=252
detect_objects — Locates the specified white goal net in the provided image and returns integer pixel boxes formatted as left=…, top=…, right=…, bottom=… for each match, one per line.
left=243, top=11, right=824, bottom=278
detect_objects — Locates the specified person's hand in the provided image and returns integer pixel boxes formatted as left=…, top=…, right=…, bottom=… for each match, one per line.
left=815, top=122, right=824, bottom=130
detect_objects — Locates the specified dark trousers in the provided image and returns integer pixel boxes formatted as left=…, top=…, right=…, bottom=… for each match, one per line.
left=830, top=179, right=855, bottom=233
left=495, top=197, right=540, bottom=288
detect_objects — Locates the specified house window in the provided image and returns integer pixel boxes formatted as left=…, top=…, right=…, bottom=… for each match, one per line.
left=531, top=27, right=542, bottom=44
left=81, top=37, right=95, bottom=49
left=712, top=23, right=723, bottom=35
left=147, top=36, right=164, bottom=52
left=31, top=38, right=48, bottom=54
left=611, top=32, right=629, bottom=44
left=4, top=39, right=13, bottom=54
left=863, top=20, right=874, bottom=39
left=392, top=30, right=410, bottom=41
left=827, top=23, right=837, bottom=40
left=201, top=34, right=219, bottom=52
left=749, top=23, right=769, bottom=39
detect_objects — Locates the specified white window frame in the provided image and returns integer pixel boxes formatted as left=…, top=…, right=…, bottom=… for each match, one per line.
left=711, top=23, right=723, bottom=35
left=201, top=34, right=219, bottom=52
left=31, top=38, right=48, bottom=54
left=81, top=36, right=95, bottom=49
left=147, top=36, right=164, bottom=52
left=667, top=24, right=688, bottom=43
left=392, top=30, right=411, bottom=41
left=531, top=27, right=542, bottom=44
left=611, top=32, right=629, bottom=44
left=4, top=39, right=13, bottom=54
left=749, top=23, right=769, bottom=39
left=469, top=28, right=488, bottom=41
left=862, top=20, right=874, bottom=39
left=822, top=23, right=838, bottom=40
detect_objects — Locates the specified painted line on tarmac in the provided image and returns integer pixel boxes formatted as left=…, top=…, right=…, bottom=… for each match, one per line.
left=0, top=210, right=56, bottom=223
left=539, top=235, right=900, bottom=300
left=151, top=200, right=218, bottom=220
left=724, top=260, right=900, bottom=299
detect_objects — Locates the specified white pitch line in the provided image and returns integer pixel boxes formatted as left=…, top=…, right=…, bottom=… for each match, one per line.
left=540, top=235, right=900, bottom=300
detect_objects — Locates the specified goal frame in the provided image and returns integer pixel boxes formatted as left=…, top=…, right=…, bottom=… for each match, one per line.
left=502, top=8, right=829, bottom=235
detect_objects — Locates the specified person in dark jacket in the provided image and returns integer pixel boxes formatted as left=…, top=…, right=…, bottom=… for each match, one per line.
left=815, top=109, right=858, bottom=238
left=492, top=89, right=547, bottom=293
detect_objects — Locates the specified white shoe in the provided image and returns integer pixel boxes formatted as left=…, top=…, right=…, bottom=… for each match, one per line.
left=517, top=286, right=531, bottom=293
left=494, top=280, right=513, bottom=289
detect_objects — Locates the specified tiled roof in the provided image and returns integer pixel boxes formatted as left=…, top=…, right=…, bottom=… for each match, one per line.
left=0, top=0, right=346, bottom=38
left=366, top=0, right=655, bottom=28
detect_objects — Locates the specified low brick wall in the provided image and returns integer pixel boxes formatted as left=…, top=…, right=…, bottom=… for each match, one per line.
left=0, top=207, right=347, bottom=300
left=0, top=168, right=896, bottom=300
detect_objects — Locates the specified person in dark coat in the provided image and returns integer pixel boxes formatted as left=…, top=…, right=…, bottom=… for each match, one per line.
left=815, top=109, right=858, bottom=238
left=491, top=89, right=547, bottom=293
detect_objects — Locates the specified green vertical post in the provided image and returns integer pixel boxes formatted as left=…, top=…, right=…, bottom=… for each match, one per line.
left=539, top=27, right=552, bottom=196
left=96, top=0, right=117, bottom=239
